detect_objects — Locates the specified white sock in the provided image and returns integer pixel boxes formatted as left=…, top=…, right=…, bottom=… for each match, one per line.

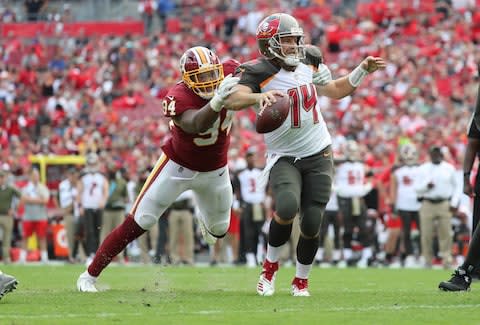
left=295, top=261, right=312, bottom=279
left=266, top=244, right=285, bottom=263
left=343, top=248, right=353, bottom=260
left=41, top=250, right=48, bottom=261
left=315, top=248, right=324, bottom=261
left=83, top=270, right=97, bottom=280
left=19, top=250, right=27, bottom=262
left=246, top=253, right=256, bottom=265
left=333, top=249, right=341, bottom=261
left=361, top=247, right=373, bottom=261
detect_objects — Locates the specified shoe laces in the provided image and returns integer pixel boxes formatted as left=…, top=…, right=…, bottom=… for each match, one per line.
left=293, top=277, right=308, bottom=290
left=449, top=268, right=471, bottom=285
left=261, top=260, right=279, bottom=281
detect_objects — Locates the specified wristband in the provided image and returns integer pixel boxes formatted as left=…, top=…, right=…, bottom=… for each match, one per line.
left=464, top=171, right=471, bottom=177
left=348, top=65, right=369, bottom=88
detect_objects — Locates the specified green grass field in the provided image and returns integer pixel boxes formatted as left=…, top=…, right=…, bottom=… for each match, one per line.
left=0, top=264, right=479, bottom=325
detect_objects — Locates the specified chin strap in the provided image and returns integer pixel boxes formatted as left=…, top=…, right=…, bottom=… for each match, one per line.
left=269, top=48, right=300, bottom=67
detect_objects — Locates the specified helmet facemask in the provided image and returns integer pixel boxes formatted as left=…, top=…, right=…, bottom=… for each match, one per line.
left=183, top=65, right=224, bottom=99
left=268, top=32, right=305, bottom=67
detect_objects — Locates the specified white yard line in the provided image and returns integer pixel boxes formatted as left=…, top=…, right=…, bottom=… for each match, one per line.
left=2, top=304, right=480, bottom=319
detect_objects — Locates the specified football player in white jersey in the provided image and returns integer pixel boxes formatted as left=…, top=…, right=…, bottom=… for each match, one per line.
left=335, top=140, right=374, bottom=268
left=223, top=13, right=385, bottom=296
left=77, top=153, right=109, bottom=265
left=390, top=143, right=422, bottom=267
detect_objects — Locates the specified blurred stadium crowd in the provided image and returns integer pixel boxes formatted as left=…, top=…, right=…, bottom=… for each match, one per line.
left=0, top=0, right=480, bottom=267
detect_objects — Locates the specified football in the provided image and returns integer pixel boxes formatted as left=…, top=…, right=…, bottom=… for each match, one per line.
left=255, top=94, right=291, bottom=133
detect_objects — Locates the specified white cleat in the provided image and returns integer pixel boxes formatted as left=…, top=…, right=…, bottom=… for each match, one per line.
left=257, top=273, right=276, bottom=296
left=198, top=218, right=217, bottom=245
left=256, top=260, right=278, bottom=296
left=77, top=271, right=98, bottom=293
left=291, top=277, right=310, bottom=297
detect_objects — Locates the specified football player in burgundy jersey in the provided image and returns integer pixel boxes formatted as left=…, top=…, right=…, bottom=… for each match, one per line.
left=223, top=13, right=386, bottom=296
left=77, top=46, right=240, bottom=292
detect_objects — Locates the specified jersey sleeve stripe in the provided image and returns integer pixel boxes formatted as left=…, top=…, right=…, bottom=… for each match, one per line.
left=129, top=154, right=169, bottom=216
left=260, top=74, right=276, bottom=89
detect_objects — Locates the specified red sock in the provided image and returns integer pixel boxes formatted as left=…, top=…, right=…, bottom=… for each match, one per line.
left=88, top=215, right=146, bottom=277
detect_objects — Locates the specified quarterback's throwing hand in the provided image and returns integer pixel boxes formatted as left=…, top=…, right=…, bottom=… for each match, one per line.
left=360, top=56, right=386, bottom=73
left=258, top=90, right=285, bottom=110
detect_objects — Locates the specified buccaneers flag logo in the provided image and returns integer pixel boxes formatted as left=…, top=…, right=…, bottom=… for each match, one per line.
left=256, top=17, right=280, bottom=39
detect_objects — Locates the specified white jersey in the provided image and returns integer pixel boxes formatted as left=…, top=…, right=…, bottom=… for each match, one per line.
left=325, top=185, right=338, bottom=211
left=393, top=165, right=421, bottom=211
left=261, top=63, right=331, bottom=157
left=237, top=167, right=266, bottom=204
left=335, top=161, right=371, bottom=198
left=80, top=172, right=107, bottom=209
left=58, top=179, right=77, bottom=209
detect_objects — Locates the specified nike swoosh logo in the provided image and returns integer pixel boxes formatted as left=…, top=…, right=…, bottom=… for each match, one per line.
left=219, top=170, right=225, bottom=176
left=166, top=96, right=174, bottom=101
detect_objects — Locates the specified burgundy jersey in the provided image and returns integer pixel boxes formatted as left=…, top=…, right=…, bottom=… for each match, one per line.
left=161, top=60, right=239, bottom=172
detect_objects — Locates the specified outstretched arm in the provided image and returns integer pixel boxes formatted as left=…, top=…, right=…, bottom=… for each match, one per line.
left=223, top=85, right=285, bottom=111
left=172, top=75, right=239, bottom=134
left=316, top=56, right=386, bottom=99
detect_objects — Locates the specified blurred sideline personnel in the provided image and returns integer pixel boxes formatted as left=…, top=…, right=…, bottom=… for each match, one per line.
left=439, top=73, right=480, bottom=291
left=0, top=271, right=17, bottom=301
left=58, top=167, right=80, bottom=263
left=336, top=140, right=374, bottom=268
left=19, top=168, right=50, bottom=263
left=236, top=147, right=267, bottom=267
left=0, top=169, right=21, bottom=264
left=224, top=13, right=386, bottom=296
left=77, top=46, right=240, bottom=292
left=77, top=153, right=109, bottom=265
left=415, top=146, right=459, bottom=269
left=168, top=190, right=195, bottom=265
left=389, top=143, right=421, bottom=266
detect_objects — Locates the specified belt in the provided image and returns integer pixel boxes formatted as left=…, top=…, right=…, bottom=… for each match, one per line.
left=424, top=198, right=449, bottom=204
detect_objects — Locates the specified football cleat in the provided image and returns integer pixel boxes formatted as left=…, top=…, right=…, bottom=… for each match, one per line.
left=257, top=260, right=279, bottom=296
left=291, top=277, right=310, bottom=297
left=77, top=271, right=98, bottom=293
left=198, top=218, right=217, bottom=245
left=0, top=272, right=18, bottom=301
left=439, top=267, right=472, bottom=292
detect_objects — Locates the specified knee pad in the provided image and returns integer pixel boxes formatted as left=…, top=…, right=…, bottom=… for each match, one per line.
left=300, top=204, right=326, bottom=238
left=275, top=190, right=299, bottom=221
left=134, top=213, right=158, bottom=230
left=208, top=220, right=229, bottom=238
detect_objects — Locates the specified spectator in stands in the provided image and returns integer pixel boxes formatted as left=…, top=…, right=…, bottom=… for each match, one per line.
left=0, top=169, right=21, bottom=264
left=24, top=0, right=48, bottom=22
left=138, top=0, right=157, bottom=35
left=19, top=168, right=50, bottom=263
left=156, top=0, right=175, bottom=33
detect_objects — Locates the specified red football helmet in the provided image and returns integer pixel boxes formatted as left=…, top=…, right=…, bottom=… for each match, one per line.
left=180, top=46, right=224, bottom=99
left=256, top=13, right=305, bottom=67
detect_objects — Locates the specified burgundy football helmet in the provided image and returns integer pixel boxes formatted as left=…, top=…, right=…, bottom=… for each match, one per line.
left=256, top=13, right=305, bottom=67
left=180, top=46, right=224, bottom=99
